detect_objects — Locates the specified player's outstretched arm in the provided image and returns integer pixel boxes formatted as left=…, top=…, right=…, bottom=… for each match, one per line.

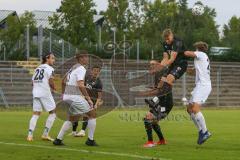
left=160, top=52, right=169, bottom=66
left=161, top=52, right=178, bottom=67
left=184, top=51, right=197, bottom=58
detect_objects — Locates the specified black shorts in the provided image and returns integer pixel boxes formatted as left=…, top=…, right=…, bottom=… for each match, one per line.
left=167, top=63, right=188, bottom=80
left=150, top=92, right=173, bottom=120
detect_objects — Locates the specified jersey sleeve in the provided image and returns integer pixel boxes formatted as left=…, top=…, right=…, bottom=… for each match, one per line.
left=194, top=51, right=205, bottom=60
left=46, top=67, right=54, bottom=79
left=76, top=67, right=86, bottom=81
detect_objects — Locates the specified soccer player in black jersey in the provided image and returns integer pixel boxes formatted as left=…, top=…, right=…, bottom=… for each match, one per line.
left=141, top=29, right=188, bottom=98
left=159, top=28, right=188, bottom=94
left=139, top=60, right=173, bottom=147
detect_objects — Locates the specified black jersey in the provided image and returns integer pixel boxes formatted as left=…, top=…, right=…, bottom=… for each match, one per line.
left=85, top=76, right=103, bottom=103
left=163, top=37, right=188, bottom=66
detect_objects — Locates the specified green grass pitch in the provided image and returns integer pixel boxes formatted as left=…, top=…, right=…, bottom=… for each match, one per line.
left=0, top=108, right=239, bottom=160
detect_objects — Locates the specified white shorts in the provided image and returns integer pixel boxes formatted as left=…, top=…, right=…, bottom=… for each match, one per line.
left=189, top=85, right=212, bottom=105
left=63, top=95, right=92, bottom=115
left=33, top=96, right=56, bottom=112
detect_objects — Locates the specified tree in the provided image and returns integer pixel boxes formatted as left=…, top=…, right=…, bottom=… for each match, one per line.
left=49, top=0, right=96, bottom=47
left=222, top=16, right=240, bottom=52
left=0, top=11, right=36, bottom=60
left=219, top=16, right=240, bottom=61
left=102, top=0, right=132, bottom=41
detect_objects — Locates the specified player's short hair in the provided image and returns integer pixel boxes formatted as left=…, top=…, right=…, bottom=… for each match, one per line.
left=75, top=50, right=89, bottom=61
left=194, top=41, right=208, bottom=52
left=163, top=28, right=173, bottom=38
left=42, top=52, right=54, bottom=64
left=92, top=65, right=101, bottom=70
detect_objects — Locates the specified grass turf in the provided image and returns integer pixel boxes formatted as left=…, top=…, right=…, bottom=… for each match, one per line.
left=0, top=108, right=239, bottom=160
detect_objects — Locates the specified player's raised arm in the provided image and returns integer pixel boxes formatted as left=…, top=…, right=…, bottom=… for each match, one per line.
left=165, top=51, right=178, bottom=66
left=184, top=51, right=197, bottom=58
left=160, top=52, right=169, bottom=66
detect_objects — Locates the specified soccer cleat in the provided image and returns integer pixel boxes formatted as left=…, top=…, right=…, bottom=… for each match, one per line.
left=85, top=138, right=98, bottom=146
left=27, top=135, right=33, bottom=142
left=155, top=139, right=167, bottom=145
left=41, top=135, right=54, bottom=142
left=198, top=131, right=212, bottom=145
left=143, top=141, right=155, bottom=148
left=53, top=138, right=65, bottom=146
left=76, top=130, right=86, bottom=137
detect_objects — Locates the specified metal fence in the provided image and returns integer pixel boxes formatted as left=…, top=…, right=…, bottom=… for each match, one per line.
left=0, top=60, right=240, bottom=107
left=0, top=25, right=156, bottom=62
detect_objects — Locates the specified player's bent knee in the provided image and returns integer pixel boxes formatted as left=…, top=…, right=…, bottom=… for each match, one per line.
left=166, top=74, right=175, bottom=85
left=192, top=103, right=201, bottom=114
left=187, top=105, right=193, bottom=114
left=145, top=112, right=154, bottom=120
left=83, top=116, right=88, bottom=121
left=69, top=115, right=80, bottom=122
left=33, top=111, right=41, bottom=115
left=87, top=110, right=96, bottom=119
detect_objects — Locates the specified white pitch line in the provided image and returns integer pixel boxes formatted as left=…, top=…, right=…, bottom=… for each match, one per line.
left=0, top=141, right=170, bottom=160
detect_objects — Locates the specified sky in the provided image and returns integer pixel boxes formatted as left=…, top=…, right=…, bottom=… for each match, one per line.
left=1, top=0, right=240, bottom=29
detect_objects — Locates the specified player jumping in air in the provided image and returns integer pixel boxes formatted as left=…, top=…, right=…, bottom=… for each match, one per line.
left=140, top=29, right=188, bottom=97
left=184, top=42, right=212, bottom=145
left=71, top=66, right=103, bottom=137
left=140, top=60, right=173, bottom=148
left=53, top=51, right=98, bottom=146
left=27, top=53, right=56, bottom=142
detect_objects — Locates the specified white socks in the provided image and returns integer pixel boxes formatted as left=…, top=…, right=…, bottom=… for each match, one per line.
left=28, top=115, right=39, bottom=136
left=195, top=112, right=207, bottom=133
left=190, top=112, right=208, bottom=133
left=190, top=113, right=202, bottom=131
left=57, top=121, right=72, bottom=140
left=87, top=119, right=96, bottom=140
left=43, top=113, right=56, bottom=136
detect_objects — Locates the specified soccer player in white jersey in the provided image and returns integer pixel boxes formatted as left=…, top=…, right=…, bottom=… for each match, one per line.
left=184, top=41, right=212, bottom=145
left=53, top=51, right=98, bottom=146
left=27, top=53, right=56, bottom=142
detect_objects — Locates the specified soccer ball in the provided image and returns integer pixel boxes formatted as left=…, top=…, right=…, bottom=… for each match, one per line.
left=192, top=4, right=204, bottom=16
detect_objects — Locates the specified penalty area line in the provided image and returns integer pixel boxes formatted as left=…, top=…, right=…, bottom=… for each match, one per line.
left=0, top=141, right=170, bottom=160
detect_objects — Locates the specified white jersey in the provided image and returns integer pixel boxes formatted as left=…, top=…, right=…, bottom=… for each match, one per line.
left=194, top=51, right=211, bottom=86
left=32, top=64, right=54, bottom=98
left=63, top=64, right=86, bottom=101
